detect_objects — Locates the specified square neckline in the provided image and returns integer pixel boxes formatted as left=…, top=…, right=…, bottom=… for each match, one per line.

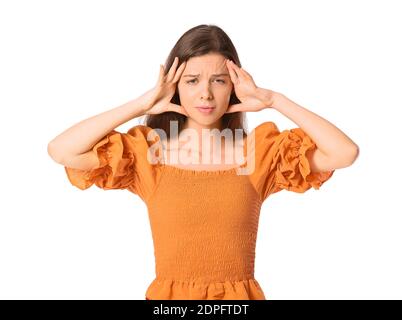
left=160, top=163, right=247, bottom=175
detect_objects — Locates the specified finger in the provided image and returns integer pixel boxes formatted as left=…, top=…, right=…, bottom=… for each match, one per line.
left=167, top=56, right=179, bottom=82
left=239, top=67, right=254, bottom=82
left=157, top=64, right=165, bottom=84
left=241, top=68, right=252, bottom=79
left=226, top=59, right=239, bottom=84
left=173, top=60, right=186, bottom=83
left=229, top=60, right=246, bottom=80
left=180, top=108, right=189, bottom=117
left=168, top=103, right=188, bottom=116
left=225, top=103, right=243, bottom=113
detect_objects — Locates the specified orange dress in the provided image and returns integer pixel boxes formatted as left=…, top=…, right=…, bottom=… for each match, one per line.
left=64, top=121, right=335, bottom=300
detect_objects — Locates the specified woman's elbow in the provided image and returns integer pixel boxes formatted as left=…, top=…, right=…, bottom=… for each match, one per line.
left=47, top=141, right=65, bottom=163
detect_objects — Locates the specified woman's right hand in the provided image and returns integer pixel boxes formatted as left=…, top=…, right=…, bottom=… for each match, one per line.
left=138, top=57, right=189, bottom=116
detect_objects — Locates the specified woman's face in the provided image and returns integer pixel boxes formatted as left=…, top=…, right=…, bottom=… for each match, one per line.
left=177, top=53, right=233, bottom=127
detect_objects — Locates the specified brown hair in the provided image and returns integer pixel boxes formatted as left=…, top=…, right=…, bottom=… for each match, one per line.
left=140, top=24, right=248, bottom=141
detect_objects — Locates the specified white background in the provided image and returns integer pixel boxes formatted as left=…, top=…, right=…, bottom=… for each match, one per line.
left=1, top=0, right=401, bottom=299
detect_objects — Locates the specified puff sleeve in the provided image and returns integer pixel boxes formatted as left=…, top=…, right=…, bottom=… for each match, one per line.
left=247, top=122, right=335, bottom=202
left=64, top=125, right=163, bottom=202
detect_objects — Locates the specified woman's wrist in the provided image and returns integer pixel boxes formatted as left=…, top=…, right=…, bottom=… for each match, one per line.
left=255, top=88, right=282, bottom=109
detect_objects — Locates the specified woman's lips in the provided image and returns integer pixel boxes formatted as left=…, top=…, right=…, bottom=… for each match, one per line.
left=196, top=106, right=215, bottom=114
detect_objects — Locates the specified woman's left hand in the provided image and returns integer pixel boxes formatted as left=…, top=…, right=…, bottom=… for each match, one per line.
left=225, top=59, right=277, bottom=113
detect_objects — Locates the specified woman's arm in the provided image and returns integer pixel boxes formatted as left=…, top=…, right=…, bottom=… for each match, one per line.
left=269, top=92, right=359, bottom=171
left=224, top=59, right=359, bottom=173
left=47, top=97, right=148, bottom=164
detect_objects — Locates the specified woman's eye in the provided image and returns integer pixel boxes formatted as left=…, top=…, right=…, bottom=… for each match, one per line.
left=186, top=79, right=225, bottom=84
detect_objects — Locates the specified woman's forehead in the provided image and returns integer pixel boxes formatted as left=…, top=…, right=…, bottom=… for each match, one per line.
left=184, top=55, right=227, bottom=74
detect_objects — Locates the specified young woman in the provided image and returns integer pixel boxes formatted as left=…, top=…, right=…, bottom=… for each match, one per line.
left=48, top=24, right=359, bottom=300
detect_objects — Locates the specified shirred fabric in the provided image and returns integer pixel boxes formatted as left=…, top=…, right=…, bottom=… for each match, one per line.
left=64, top=122, right=335, bottom=300
left=247, top=121, right=335, bottom=202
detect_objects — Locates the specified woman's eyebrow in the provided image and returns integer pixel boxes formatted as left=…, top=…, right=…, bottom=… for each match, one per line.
left=183, top=73, right=229, bottom=77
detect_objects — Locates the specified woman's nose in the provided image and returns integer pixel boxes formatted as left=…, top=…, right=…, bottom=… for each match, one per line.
left=200, top=83, right=213, bottom=100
